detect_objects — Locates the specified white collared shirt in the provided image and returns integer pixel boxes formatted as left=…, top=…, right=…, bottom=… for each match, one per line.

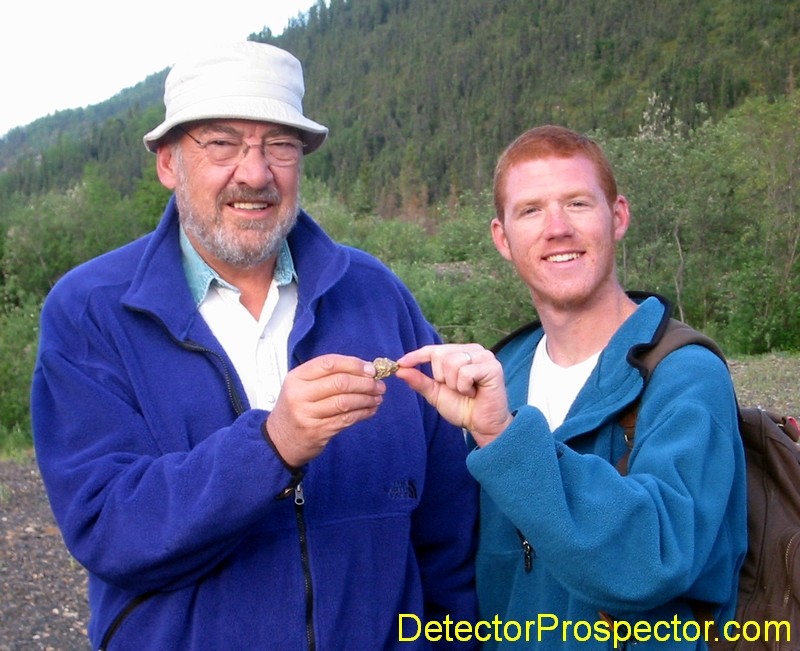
left=180, top=228, right=298, bottom=410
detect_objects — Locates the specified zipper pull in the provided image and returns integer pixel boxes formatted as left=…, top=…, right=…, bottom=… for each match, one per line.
left=516, top=529, right=534, bottom=572
left=521, top=538, right=533, bottom=572
left=294, top=481, right=305, bottom=506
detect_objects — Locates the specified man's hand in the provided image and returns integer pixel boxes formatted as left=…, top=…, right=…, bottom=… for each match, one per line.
left=396, top=345, right=513, bottom=447
left=266, top=355, right=386, bottom=467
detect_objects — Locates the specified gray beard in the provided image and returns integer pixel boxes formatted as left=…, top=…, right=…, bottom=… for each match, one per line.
left=179, top=196, right=298, bottom=268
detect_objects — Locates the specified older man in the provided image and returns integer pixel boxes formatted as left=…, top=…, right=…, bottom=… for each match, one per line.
left=31, top=41, right=477, bottom=650
left=399, top=126, right=746, bottom=650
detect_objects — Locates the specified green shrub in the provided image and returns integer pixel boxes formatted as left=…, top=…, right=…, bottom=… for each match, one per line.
left=0, top=294, right=40, bottom=452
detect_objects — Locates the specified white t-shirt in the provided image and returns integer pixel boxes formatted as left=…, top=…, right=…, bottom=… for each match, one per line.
left=528, top=335, right=600, bottom=430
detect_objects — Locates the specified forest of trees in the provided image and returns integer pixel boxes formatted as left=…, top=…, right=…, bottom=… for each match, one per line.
left=264, top=0, right=800, bottom=212
left=0, top=0, right=798, bottom=450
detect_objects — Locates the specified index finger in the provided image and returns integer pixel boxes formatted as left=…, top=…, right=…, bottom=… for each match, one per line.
left=397, top=346, right=438, bottom=368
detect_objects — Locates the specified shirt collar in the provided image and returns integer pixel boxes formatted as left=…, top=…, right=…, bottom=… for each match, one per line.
left=180, top=226, right=297, bottom=305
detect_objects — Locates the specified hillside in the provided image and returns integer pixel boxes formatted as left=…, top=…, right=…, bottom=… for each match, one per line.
left=266, top=0, right=800, bottom=209
left=0, top=70, right=166, bottom=172
left=1, top=0, right=799, bottom=209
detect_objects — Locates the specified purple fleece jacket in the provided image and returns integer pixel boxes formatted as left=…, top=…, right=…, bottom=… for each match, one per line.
left=31, top=197, right=478, bottom=650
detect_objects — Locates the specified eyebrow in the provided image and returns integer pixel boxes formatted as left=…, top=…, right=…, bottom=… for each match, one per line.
left=195, top=123, right=238, bottom=137
left=508, top=189, right=597, bottom=212
left=197, top=123, right=301, bottom=140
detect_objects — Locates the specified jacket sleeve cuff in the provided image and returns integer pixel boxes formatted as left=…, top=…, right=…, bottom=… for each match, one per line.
left=467, top=405, right=555, bottom=485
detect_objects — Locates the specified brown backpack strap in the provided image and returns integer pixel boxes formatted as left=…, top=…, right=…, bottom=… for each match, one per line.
left=615, top=403, right=639, bottom=474
left=618, top=319, right=727, bottom=475
left=628, top=319, right=725, bottom=382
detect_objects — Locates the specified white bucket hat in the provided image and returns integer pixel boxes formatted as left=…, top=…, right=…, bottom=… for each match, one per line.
left=143, top=41, right=328, bottom=154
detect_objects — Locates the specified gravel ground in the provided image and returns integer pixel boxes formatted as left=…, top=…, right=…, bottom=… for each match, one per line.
left=0, top=455, right=90, bottom=651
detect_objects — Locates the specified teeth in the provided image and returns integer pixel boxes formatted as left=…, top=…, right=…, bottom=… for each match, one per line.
left=547, top=252, right=581, bottom=263
left=233, top=202, right=269, bottom=210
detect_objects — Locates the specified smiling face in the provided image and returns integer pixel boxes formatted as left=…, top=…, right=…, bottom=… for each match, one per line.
left=491, top=154, right=630, bottom=315
left=156, top=120, right=301, bottom=276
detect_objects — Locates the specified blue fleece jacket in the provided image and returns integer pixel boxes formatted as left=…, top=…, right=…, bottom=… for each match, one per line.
left=466, top=297, right=746, bottom=650
left=31, top=198, right=478, bottom=650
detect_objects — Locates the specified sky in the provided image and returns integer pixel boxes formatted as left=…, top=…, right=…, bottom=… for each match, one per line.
left=0, top=0, right=319, bottom=137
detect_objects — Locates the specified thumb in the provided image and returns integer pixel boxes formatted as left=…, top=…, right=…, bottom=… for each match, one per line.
left=395, top=367, right=439, bottom=405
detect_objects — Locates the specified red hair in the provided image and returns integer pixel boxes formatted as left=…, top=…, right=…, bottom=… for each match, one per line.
left=493, top=125, right=618, bottom=220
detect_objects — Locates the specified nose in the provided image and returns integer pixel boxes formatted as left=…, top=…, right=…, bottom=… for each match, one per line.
left=542, top=206, right=574, bottom=238
left=232, top=145, right=277, bottom=188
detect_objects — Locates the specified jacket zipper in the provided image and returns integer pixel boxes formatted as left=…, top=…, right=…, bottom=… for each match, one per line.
left=516, top=529, right=534, bottom=572
left=784, top=530, right=800, bottom=606
left=294, top=482, right=316, bottom=651
left=177, top=339, right=246, bottom=415
left=98, top=592, right=156, bottom=650
left=127, top=307, right=248, bottom=417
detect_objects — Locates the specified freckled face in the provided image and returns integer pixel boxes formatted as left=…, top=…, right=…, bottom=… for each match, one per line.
left=157, top=120, right=301, bottom=271
left=491, top=155, right=630, bottom=313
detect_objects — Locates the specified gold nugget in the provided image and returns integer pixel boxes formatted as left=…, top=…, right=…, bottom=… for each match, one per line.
left=372, top=357, right=399, bottom=380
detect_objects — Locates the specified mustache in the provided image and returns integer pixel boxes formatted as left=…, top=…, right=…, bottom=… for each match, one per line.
left=218, top=187, right=281, bottom=205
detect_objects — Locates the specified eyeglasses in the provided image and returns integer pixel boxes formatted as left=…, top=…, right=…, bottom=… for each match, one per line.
left=178, top=127, right=306, bottom=167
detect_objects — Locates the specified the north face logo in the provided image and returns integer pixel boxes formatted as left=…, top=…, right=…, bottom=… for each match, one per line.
left=385, top=479, right=417, bottom=500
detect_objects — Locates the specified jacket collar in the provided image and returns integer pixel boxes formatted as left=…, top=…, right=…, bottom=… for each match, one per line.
left=179, top=227, right=297, bottom=306
left=496, top=292, right=672, bottom=440
left=562, top=294, right=671, bottom=439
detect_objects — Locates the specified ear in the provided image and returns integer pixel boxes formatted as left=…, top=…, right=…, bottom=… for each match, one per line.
left=155, top=144, right=178, bottom=190
left=491, top=217, right=513, bottom=261
left=612, top=195, right=631, bottom=241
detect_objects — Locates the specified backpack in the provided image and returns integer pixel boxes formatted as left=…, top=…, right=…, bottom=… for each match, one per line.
left=618, top=318, right=800, bottom=651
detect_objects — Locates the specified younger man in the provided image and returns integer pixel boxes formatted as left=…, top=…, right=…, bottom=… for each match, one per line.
left=399, top=125, right=746, bottom=650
